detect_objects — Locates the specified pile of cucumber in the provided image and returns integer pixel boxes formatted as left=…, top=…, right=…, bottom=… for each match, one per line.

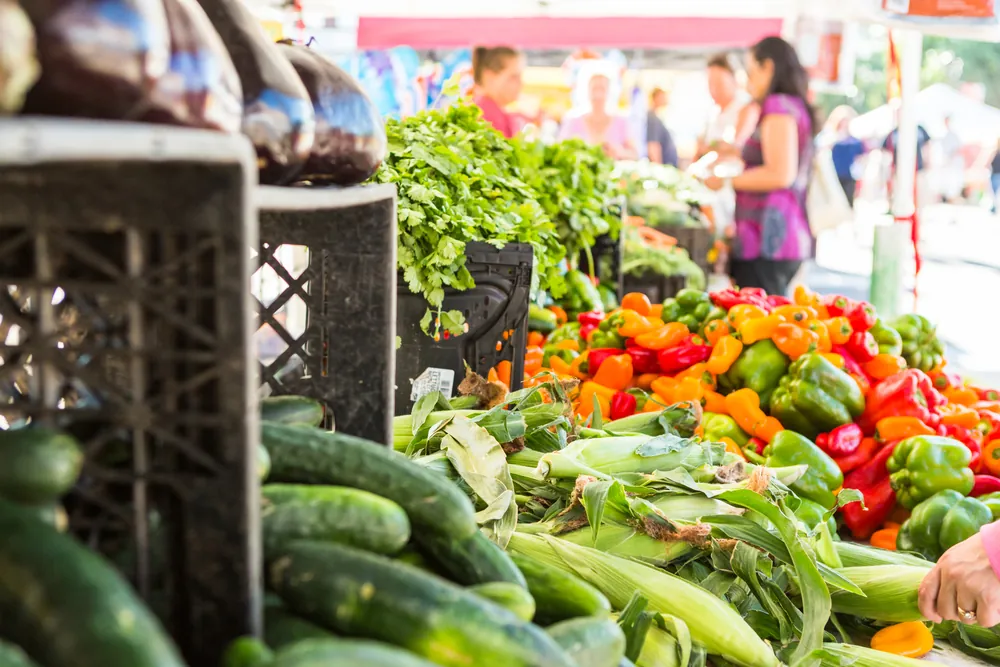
left=239, top=397, right=632, bottom=667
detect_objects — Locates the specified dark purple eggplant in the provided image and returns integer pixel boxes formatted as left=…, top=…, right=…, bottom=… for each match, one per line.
left=196, top=0, right=314, bottom=184
left=277, top=42, right=386, bottom=186
left=0, top=0, right=39, bottom=113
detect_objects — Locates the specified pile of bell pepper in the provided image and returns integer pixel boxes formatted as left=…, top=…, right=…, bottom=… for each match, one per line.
left=520, top=283, right=1000, bottom=557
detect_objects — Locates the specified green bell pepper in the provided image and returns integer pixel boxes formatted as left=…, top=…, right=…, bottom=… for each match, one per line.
left=977, top=492, right=1000, bottom=521
left=565, top=269, right=603, bottom=316
left=794, top=497, right=838, bottom=535
left=769, top=353, right=865, bottom=440
left=661, top=298, right=683, bottom=323
left=887, top=436, right=975, bottom=509
left=897, top=489, right=993, bottom=560
left=675, top=288, right=711, bottom=311
left=543, top=346, right=579, bottom=366
left=547, top=322, right=584, bottom=347
left=702, top=412, right=750, bottom=447
left=764, top=430, right=843, bottom=509
left=870, top=319, right=903, bottom=357
left=716, top=340, right=790, bottom=412
left=528, top=304, right=558, bottom=334
left=677, top=314, right=700, bottom=331
left=891, top=313, right=946, bottom=373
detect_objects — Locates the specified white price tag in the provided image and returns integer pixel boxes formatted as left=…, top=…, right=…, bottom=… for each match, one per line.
left=884, top=0, right=911, bottom=13
left=410, top=367, right=455, bottom=402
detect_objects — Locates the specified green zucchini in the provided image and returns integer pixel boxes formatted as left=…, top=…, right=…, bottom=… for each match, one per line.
left=511, top=553, right=611, bottom=624
left=262, top=484, right=410, bottom=557
left=0, top=641, right=37, bottom=667
left=0, top=499, right=185, bottom=667
left=222, top=637, right=274, bottom=667
left=419, top=530, right=526, bottom=587
left=271, top=638, right=441, bottom=667
left=261, top=396, right=324, bottom=427
left=546, top=617, right=627, bottom=667
left=258, top=445, right=272, bottom=482
left=268, top=541, right=576, bottom=667
left=469, top=582, right=536, bottom=622
left=262, top=422, right=477, bottom=540
left=264, top=599, right=334, bottom=649
left=0, top=428, right=83, bottom=504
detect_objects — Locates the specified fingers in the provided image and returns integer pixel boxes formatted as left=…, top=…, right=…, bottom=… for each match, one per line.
left=957, top=587, right=980, bottom=625
left=919, top=566, right=943, bottom=623
left=977, top=589, right=1000, bottom=628
left=938, top=574, right=960, bottom=622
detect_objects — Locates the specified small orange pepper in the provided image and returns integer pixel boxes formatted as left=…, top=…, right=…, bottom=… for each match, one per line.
left=728, top=304, right=767, bottom=328
left=820, top=353, right=846, bottom=369
left=938, top=403, right=980, bottom=429
left=706, top=335, right=743, bottom=375
left=569, top=350, right=589, bottom=379
left=870, top=527, right=899, bottom=551
left=703, top=389, right=728, bottom=414
left=634, top=322, right=689, bottom=350
left=772, top=305, right=817, bottom=325
left=983, top=439, right=1000, bottom=476
left=863, top=353, right=907, bottom=380
left=673, top=377, right=705, bottom=403
left=592, top=354, right=633, bottom=391
left=739, top=314, right=782, bottom=345
left=875, top=416, right=936, bottom=443
left=527, top=331, right=545, bottom=347
left=579, top=381, right=617, bottom=403
left=548, top=356, right=574, bottom=378
left=703, top=319, right=732, bottom=346
left=576, top=393, right=611, bottom=421
left=824, top=317, right=853, bottom=345
left=870, top=622, right=934, bottom=659
left=755, top=417, right=785, bottom=443
left=617, top=310, right=658, bottom=338
left=719, top=436, right=747, bottom=460
left=793, top=284, right=816, bottom=306
left=944, top=386, right=980, bottom=407
left=636, top=373, right=659, bottom=391
left=643, top=393, right=671, bottom=412
left=649, top=303, right=663, bottom=319
left=771, top=322, right=820, bottom=359
left=850, top=371, right=871, bottom=397
left=725, top=389, right=777, bottom=441
left=554, top=339, right=580, bottom=352
left=547, top=305, right=568, bottom=325
left=495, top=360, right=512, bottom=388
left=651, top=376, right=679, bottom=403
left=675, top=363, right=714, bottom=389
left=621, top=292, right=652, bottom=316
left=807, top=320, right=832, bottom=352
left=525, top=346, right=544, bottom=376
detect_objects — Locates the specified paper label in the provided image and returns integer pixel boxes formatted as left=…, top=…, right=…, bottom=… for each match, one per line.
left=410, top=367, right=455, bottom=402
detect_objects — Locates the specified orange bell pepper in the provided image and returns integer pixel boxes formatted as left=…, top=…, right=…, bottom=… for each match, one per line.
left=643, top=393, right=671, bottom=412
left=739, top=314, right=782, bottom=345
left=548, top=356, right=574, bottom=378
left=870, top=527, right=899, bottom=551
left=944, top=386, right=980, bottom=407
left=725, top=389, right=783, bottom=442
left=772, top=305, right=817, bottom=325
left=636, top=373, right=659, bottom=391
left=648, top=303, right=663, bottom=319
left=703, top=389, right=728, bottom=414
left=673, top=376, right=705, bottom=403
left=634, top=322, right=689, bottom=350
left=547, top=305, right=568, bottom=325
left=495, top=360, right=512, bottom=388
left=938, top=403, right=980, bottom=429
left=576, top=393, right=611, bottom=421
left=706, top=335, right=743, bottom=375
left=579, top=381, right=617, bottom=403
left=621, top=292, right=652, bottom=316
left=820, top=353, right=846, bottom=370
left=525, top=345, right=544, bottom=376
left=592, top=354, right=633, bottom=391
left=863, top=354, right=907, bottom=380
left=728, top=304, right=767, bottom=328
left=651, top=376, right=679, bottom=403
left=870, top=622, right=934, bottom=659
left=875, top=416, right=936, bottom=443
left=983, top=439, right=1000, bottom=476
left=807, top=320, right=832, bottom=352
left=719, top=436, right=746, bottom=460
left=824, top=317, right=853, bottom=345
left=554, top=339, right=580, bottom=352
left=771, top=322, right=820, bottom=359
left=703, top=319, right=732, bottom=346
left=527, top=331, right=545, bottom=347
left=569, top=350, right=589, bottom=379
left=617, top=310, right=658, bottom=338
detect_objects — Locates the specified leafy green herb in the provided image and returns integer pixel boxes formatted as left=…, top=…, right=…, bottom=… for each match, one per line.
left=622, top=225, right=706, bottom=289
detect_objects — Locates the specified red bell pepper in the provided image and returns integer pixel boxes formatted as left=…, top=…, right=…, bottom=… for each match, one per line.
left=748, top=437, right=767, bottom=456
left=823, top=294, right=854, bottom=317
left=840, top=441, right=900, bottom=539
left=972, top=474, right=1000, bottom=497
left=977, top=387, right=1000, bottom=402
left=845, top=330, right=878, bottom=363
left=833, top=436, right=877, bottom=473
left=860, top=369, right=944, bottom=434
left=930, top=369, right=963, bottom=392
left=658, top=337, right=712, bottom=374
left=845, top=301, right=877, bottom=333
left=938, top=423, right=983, bottom=472
left=588, top=348, right=623, bottom=375
left=610, top=391, right=638, bottom=420
left=625, top=347, right=661, bottom=375
left=978, top=409, right=1000, bottom=438
left=766, top=295, right=792, bottom=308
left=816, top=432, right=830, bottom=450
left=826, top=423, right=863, bottom=457
left=709, top=288, right=772, bottom=312
left=578, top=311, right=604, bottom=328
left=833, top=344, right=867, bottom=379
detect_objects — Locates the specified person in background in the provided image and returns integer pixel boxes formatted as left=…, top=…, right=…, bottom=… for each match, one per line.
left=559, top=73, right=638, bottom=160
left=646, top=87, right=678, bottom=166
left=939, top=116, right=964, bottom=203
left=830, top=116, right=866, bottom=206
left=697, top=52, right=759, bottom=159
left=471, top=46, right=524, bottom=139
left=883, top=123, right=931, bottom=204
left=919, top=522, right=1000, bottom=629
left=703, top=36, right=816, bottom=296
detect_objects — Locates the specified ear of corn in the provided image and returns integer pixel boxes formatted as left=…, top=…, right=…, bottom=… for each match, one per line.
left=538, top=435, right=726, bottom=480
left=507, top=532, right=779, bottom=667
left=833, top=542, right=932, bottom=569
left=554, top=524, right=694, bottom=567
left=829, top=566, right=928, bottom=622
left=812, top=643, right=947, bottom=667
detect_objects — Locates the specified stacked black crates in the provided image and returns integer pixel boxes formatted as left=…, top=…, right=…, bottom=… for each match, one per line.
left=0, top=119, right=260, bottom=665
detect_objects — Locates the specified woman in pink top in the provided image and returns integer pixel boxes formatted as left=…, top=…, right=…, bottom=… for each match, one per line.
left=472, top=46, right=524, bottom=139
left=920, top=523, right=1000, bottom=627
left=559, top=74, right=637, bottom=160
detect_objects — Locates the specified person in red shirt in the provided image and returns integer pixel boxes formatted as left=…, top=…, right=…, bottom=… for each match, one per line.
left=472, top=46, right=524, bottom=139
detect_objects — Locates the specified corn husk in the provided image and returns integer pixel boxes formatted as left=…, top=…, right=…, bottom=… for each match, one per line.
left=830, top=566, right=928, bottom=622
left=811, top=643, right=947, bottom=667
left=833, top=541, right=932, bottom=569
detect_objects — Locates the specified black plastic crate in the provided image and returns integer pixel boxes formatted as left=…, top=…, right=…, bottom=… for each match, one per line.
left=659, top=225, right=714, bottom=275
left=579, top=233, right=624, bottom=302
left=0, top=120, right=260, bottom=665
left=255, top=184, right=397, bottom=445
left=622, top=272, right=688, bottom=304
left=395, top=242, right=532, bottom=415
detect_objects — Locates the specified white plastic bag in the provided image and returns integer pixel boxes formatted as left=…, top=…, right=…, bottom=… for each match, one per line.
left=807, top=147, right=853, bottom=236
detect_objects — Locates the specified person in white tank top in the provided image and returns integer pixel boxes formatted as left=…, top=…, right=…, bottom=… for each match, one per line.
left=697, top=53, right=758, bottom=158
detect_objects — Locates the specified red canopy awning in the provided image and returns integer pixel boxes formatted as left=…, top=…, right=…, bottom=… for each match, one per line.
left=356, top=16, right=784, bottom=50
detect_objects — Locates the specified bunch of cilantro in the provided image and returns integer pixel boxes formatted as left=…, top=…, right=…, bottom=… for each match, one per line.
left=513, top=138, right=624, bottom=273
left=373, top=102, right=565, bottom=337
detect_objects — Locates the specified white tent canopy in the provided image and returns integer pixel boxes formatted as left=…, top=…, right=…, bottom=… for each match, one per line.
left=851, top=83, right=1000, bottom=144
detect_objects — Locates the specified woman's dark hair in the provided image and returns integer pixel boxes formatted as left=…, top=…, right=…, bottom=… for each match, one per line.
left=751, top=36, right=819, bottom=135
left=472, top=46, right=520, bottom=85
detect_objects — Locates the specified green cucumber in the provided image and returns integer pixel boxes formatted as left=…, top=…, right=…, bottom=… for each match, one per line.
left=0, top=499, right=185, bottom=667
left=268, top=541, right=576, bottom=667
left=261, top=396, right=324, bottom=427
left=0, top=428, right=83, bottom=504
left=469, top=582, right=536, bottom=622
left=546, top=617, right=626, bottom=667
left=262, top=484, right=409, bottom=557
left=264, top=600, right=334, bottom=649
left=258, top=445, right=272, bottom=482
left=222, top=637, right=274, bottom=667
left=271, top=638, right=440, bottom=667
left=262, top=422, right=476, bottom=540
left=511, top=553, right=611, bottom=624
left=419, top=530, right=526, bottom=587
left=0, top=640, right=37, bottom=667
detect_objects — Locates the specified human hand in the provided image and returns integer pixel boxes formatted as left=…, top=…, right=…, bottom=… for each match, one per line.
left=918, top=533, right=1000, bottom=627
left=704, top=175, right=725, bottom=191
